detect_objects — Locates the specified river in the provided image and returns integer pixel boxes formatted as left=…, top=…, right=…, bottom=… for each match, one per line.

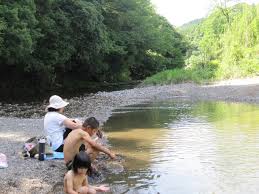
left=102, top=100, right=259, bottom=194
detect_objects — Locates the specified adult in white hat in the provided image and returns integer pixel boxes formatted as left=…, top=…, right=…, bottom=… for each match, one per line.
left=44, top=95, right=82, bottom=152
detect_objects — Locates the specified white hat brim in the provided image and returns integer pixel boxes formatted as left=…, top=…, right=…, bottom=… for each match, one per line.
left=46, top=101, right=69, bottom=110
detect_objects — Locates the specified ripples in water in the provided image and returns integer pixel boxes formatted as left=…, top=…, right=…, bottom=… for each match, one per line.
left=104, top=100, right=259, bottom=194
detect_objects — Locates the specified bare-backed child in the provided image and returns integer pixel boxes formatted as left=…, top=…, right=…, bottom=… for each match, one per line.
left=64, top=117, right=115, bottom=169
left=64, top=151, right=110, bottom=194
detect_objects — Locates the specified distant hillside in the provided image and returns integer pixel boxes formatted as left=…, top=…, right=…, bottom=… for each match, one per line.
left=179, top=18, right=204, bottom=32
left=144, top=2, right=259, bottom=86
left=182, top=2, right=259, bottom=79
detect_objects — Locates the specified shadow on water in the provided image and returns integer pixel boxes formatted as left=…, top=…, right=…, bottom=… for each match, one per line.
left=103, top=100, right=259, bottom=194
left=103, top=101, right=192, bottom=131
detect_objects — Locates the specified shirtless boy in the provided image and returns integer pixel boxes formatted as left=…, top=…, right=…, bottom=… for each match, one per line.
left=64, top=117, right=116, bottom=169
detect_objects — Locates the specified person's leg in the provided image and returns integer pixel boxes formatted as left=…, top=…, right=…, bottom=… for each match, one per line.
left=55, top=144, right=64, bottom=152
left=87, top=186, right=96, bottom=194
left=77, top=186, right=89, bottom=194
left=86, top=146, right=99, bottom=161
left=85, top=147, right=101, bottom=177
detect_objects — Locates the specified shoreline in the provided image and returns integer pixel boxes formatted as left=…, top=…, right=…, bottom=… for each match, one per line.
left=0, top=77, right=258, bottom=193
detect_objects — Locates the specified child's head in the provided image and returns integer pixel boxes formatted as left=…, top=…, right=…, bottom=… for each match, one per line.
left=82, top=117, right=99, bottom=136
left=72, top=151, right=92, bottom=175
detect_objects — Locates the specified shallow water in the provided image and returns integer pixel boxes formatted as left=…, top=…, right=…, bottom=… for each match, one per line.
left=103, top=100, right=259, bottom=194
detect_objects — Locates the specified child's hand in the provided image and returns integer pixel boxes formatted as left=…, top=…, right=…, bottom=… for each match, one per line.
left=98, top=185, right=110, bottom=192
left=109, top=151, right=116, bottom=159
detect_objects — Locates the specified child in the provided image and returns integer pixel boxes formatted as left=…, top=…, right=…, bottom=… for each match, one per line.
left=64, top=151, right=110, bottom=194
left=64, top=117, right=116, bottom=169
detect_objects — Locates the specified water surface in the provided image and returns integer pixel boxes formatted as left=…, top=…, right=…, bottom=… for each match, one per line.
left=103, top=100, right=259, bottom=194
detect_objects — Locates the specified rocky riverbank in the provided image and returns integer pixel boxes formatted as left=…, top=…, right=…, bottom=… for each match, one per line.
left=0, top=77, right=258, bottom=194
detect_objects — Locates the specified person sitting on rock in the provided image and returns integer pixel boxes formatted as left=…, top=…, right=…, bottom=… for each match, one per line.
left=64, top=117, right=116, bottom=170
left=64, top=151, right=110, bottom=194
left=44, top=95, right=82, bottom=152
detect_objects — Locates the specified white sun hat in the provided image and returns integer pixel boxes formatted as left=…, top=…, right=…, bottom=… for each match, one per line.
left=46, top=95, right=69, bottom=110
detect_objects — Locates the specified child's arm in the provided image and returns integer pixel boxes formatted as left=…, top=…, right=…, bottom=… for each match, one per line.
left=82, top=177, right=87, bottom=186
left=65, top=174, right=78, bottom=194
left=82, top=132, right=116, bottom=159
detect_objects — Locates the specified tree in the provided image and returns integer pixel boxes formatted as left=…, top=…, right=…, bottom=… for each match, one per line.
left=211, top=0, right=240, bottom=24
left=0, top=0, right=188, bottom=99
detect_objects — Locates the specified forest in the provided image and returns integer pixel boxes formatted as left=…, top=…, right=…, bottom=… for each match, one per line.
left=144, top=2, right=259, bottom=85
left=0, top=1, right=258, bottom=100
left=0, top=0, right=186, bottom=100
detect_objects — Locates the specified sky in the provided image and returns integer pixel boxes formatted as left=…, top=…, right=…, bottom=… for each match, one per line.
left=151, top=0, right=259, bottom=27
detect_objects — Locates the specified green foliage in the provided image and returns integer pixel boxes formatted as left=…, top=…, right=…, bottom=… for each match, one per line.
left=0, top=0, right=187, bottom=97
left=0, top=0, right=41, bottom=65
left=101, top=0, right=186, bottom=81
left=143, top=64, right=217, bottom=85
left=146, top=3, right=259, bottom=86
left=180, top=2, right=259, bottom=82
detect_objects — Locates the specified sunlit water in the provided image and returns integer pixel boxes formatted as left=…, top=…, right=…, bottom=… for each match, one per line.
left=103, top=100, right=259, bottom=194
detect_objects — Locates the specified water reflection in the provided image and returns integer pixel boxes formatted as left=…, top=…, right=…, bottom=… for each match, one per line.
left=104, top=100, right=259, bottom=194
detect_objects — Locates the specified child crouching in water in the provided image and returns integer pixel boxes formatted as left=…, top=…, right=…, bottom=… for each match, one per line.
left=64, top=151, right=110, bottom=194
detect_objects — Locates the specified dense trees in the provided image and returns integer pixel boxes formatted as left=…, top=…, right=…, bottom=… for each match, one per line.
left=0, top=0, right=186, bottom=99
left=181, top=3, right=259, bottom=79
left=143, top=2, right=258, bottom=86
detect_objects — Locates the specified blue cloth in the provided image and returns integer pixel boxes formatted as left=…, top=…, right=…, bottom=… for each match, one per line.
left=45, top=151, right=64, bottom=160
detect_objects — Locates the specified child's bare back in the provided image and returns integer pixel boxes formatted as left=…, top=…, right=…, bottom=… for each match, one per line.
left=64, top=129, right=88, bottom=164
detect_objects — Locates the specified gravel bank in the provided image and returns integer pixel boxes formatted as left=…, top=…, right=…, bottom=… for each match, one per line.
left=0, top=77, right=258, bottom=194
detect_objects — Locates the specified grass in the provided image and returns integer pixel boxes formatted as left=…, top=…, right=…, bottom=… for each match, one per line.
left=143, top=60, right=259, bottom=86
left=143, top=67, right=217, bottom=85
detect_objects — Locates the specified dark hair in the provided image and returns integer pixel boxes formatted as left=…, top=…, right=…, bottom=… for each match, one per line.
left=47, top=107, right=59, bottom=112
left=83, top=117, right=99, bottom=129
left=72, top=151, right=92, bottom=175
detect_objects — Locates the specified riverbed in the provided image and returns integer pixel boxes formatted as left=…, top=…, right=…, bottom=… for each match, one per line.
left=0, top=78, right=258, bottom=193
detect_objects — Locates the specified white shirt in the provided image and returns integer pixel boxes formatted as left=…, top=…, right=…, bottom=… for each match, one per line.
left=44, top=112, right=67, bottom=150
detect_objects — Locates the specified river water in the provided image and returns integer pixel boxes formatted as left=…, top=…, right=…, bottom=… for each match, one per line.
left=103, top=100, right=259, bottom=194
